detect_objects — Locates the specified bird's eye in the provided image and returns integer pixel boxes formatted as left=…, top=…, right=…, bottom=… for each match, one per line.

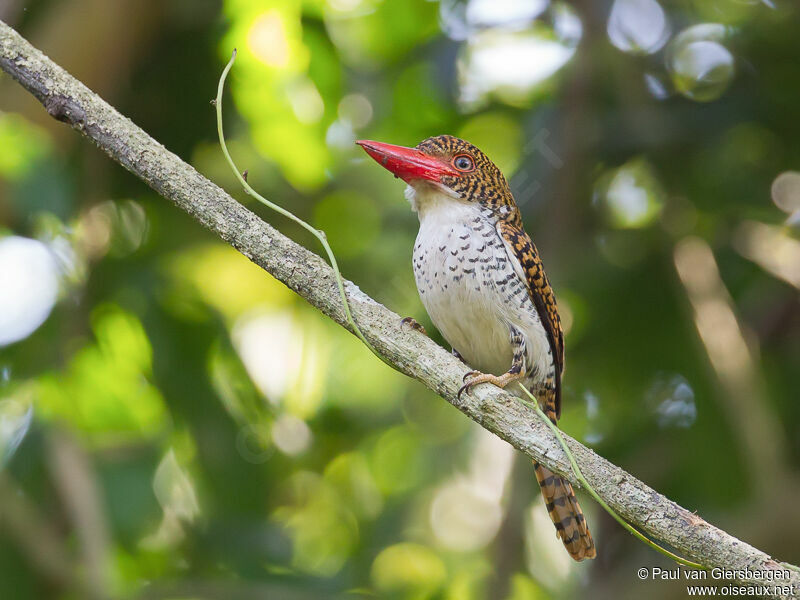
left=453, top=154, right=474, bottom=172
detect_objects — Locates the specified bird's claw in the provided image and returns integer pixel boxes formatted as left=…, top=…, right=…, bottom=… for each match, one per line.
left=400, top=317, right=427, bottom=336
left=457, top=370, right=523, bottom=400
left=458, top=371, right=482, bottom=399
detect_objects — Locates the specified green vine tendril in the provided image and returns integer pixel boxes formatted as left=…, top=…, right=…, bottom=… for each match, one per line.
left=215, top=49, right=382, bottom=362
left=517, top=383, right=706, bottom=570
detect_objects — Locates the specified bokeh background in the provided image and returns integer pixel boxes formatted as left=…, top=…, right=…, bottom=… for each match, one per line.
left=1, top=0, right=799, bottom=598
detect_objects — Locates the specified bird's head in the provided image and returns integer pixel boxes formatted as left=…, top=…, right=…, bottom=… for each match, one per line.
left=357, top=135, right=516, bottom=215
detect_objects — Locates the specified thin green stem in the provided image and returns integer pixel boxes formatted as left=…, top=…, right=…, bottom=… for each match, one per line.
left=215, top=50, right=382, bottom=361
left=516, top=384, right=706, bottom=570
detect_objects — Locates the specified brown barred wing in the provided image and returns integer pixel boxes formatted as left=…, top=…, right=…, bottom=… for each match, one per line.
left=496, top=220, right=565, bottom=417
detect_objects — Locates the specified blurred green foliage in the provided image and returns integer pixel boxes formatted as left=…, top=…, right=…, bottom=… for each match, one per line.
left=1, top=1, right=799, bottom=599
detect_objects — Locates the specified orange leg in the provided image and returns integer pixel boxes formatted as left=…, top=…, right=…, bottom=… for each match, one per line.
left=457, top=326, right=526, bottom=399
left=458, top=369, right=525, bottom=399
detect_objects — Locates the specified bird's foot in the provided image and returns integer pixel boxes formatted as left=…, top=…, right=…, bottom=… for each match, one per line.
left=400, top=317, right=427, bottom=336
left=452, top=348, right=467, bottom=364
left=458, top=370, right=525, bottom=399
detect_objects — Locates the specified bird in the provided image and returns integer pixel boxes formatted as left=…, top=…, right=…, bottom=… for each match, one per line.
left=357, top=135, right=596, bottom=561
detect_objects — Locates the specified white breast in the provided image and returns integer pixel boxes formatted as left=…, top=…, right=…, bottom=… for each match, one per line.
left=409, top=184, right=551, bottom=385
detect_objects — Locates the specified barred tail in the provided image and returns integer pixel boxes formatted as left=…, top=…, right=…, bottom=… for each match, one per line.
left=534, top=462, right=596, bottom=561
left=533, top=385, right=595, bottom=561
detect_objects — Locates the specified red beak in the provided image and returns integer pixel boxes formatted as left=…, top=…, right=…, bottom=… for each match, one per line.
left=356, top=140, right=457, bottom=183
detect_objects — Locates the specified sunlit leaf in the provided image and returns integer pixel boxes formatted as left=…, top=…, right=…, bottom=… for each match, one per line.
left=35, top=305, right=168, bottom=442
left=221, top=0, right=336, bottom=189
left=208, top=338, right=267, bottom=425
left=273, top=471, right=358, bottom=576
left=368, top=426, right=430, bottom=495
left=506, top=574, right=549, bottom=600
left=141, top=448, right=200, bottom=549
left=371, top=542, right=446, bottom=596
left=0, top=391, right=33, bottom=468
left=607, top=0, right=670, bottom=55
left=324, top=0, right=439, bottom=68
left=271, top=413, right=312, bottom=456
left=667, top=24, right=735, bottom=102
left=594, top=158, right=665, bottom=229
left=0, top=113, right=52, bottom=180
left=164, top=243, right=295, bottom=321
left=458, top=20, right=578, bottom=108
left=232, top=309, right=328, bottom=418
left=324, top=452, right=383, bottom=519
left=152, top=448, right=200, bottom=522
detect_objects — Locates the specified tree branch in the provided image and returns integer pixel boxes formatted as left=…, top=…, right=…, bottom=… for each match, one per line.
left=1, top=20, right=796, bottom=598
